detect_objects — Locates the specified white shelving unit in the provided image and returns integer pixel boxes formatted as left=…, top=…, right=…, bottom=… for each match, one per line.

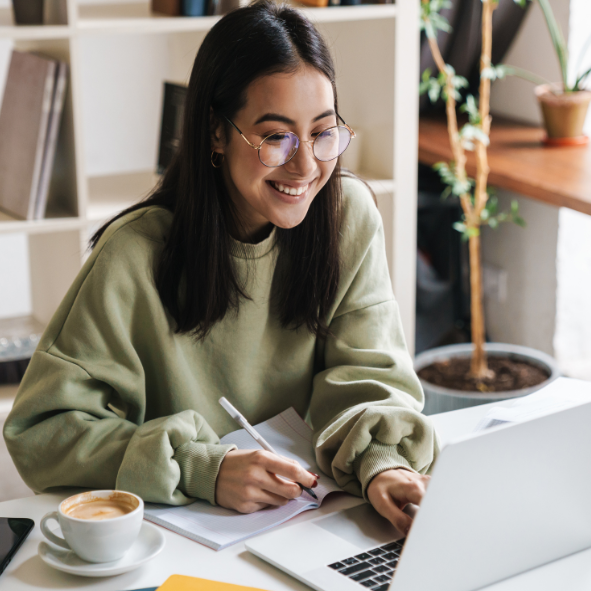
left=0, top=0, right=419, bottom=350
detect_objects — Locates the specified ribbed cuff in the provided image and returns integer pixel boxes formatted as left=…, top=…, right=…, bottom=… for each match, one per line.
left=354, top=440, right=415, bottom=501
left=173, top=442, right=237, bottom=505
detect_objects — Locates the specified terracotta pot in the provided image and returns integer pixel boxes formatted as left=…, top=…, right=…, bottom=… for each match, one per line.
left=535, top=83, right=591, bottom=143
left=414, top=343, right=560, bottom=416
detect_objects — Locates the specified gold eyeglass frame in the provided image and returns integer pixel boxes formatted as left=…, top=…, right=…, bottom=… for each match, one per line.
left=223, top=114, right=356, bottom=168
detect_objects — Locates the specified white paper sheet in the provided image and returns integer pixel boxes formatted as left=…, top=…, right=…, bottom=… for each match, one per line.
left=474, top=377, right=591, bottom=431
left=144, top=408, right=343, bottom=550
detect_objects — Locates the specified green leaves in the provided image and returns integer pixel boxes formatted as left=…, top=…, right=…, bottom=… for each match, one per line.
left=419, top=69, right=444, bottom=102
left=433, top=162, right=473, bottom=198
left=478, top=197, right=526, bottom=229
left=459, top=123, right=490, bottom=151
left=512, top=0, right=528, bottom=8
left=419, top=66, right=468, bottom=104
left=537, top=0, right=569, bottom=90
left=420, top=0, right=453, bottom=39
left=481, top=64, right=511, bottom=81
left=453, top=222, right=480, bottom=241
left=445, top=65, right=469, bottom=100
left=574, top=65, right=591, bottom=92
left=454, top=199, right=525, bottom=241
left=459, top=94, right=481, bottom=124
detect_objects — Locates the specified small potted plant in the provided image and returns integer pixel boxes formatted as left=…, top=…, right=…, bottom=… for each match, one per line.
left=416, top=0, right=560, bottom=415
left=496, top=0, right=591, bottom=145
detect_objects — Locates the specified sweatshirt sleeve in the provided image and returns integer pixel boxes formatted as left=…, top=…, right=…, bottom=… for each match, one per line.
left=310, top=180, right=440, bottom=500
left=2, top=210, right=235, bottom=506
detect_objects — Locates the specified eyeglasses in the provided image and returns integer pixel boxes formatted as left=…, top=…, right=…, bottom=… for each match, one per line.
left=223, top=115, right=355, bottom=168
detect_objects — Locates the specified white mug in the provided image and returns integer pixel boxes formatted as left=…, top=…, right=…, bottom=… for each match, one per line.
left=40, top=490, right=144, bottom=563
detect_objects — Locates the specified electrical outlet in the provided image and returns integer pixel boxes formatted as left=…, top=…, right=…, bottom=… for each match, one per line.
left=483, top=264, right=508, bottom=303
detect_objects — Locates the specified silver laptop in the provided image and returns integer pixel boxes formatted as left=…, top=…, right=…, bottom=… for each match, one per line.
left=245, top=400, right=591, bottom=591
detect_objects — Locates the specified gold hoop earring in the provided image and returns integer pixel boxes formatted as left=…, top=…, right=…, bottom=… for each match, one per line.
left=211, top=151, right=224, bottom=168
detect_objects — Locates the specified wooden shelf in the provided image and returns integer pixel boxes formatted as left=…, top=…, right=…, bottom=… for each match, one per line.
left=0, top=212, right=84, bottom=235
left=87, top=170, right=160, bottom=222
left=419, top=115, right=591, bottom=216
left=0, top=7, right=70, bottom=39
left=359, top=174, right=395, bottom=197
left=76, top=2, right=396, bottom=35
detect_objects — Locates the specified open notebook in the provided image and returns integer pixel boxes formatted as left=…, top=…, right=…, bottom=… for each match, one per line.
left=144, top=408, right=343, bottom=550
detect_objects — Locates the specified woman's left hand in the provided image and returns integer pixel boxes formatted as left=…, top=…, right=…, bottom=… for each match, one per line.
left=366, top=468, right=430, bottom=535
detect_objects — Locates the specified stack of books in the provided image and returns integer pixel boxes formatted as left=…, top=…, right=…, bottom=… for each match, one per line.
left=0, top=51, right=68, bottom=221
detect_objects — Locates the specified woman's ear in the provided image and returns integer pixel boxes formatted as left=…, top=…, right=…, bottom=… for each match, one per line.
left=210, top=108, right=225, bottom=154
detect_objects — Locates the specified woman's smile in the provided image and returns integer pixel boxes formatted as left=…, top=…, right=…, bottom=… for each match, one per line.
left=266, top=179, right=315, bottom=204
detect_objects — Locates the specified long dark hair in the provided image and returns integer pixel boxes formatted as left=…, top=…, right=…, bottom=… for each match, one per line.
left=91, top=1, right=342, bottom=340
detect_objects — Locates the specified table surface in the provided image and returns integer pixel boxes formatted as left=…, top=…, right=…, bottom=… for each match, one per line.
left=1, top=401, right=591, bottom=591
left=418, top=115, right=591, bottom=216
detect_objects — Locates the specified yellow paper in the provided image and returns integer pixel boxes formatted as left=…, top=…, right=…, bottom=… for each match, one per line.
left=157, top=574, right=269, bottom=591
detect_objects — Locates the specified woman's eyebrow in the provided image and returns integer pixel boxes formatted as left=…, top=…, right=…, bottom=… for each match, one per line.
left=253, top=109, right=336, bottom=125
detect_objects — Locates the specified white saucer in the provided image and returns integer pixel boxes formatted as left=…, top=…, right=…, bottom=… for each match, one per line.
left=38, top=521, right=165, bottom=577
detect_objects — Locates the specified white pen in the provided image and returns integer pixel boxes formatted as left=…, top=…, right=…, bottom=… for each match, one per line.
left=219, top=397, right=318, bottom=500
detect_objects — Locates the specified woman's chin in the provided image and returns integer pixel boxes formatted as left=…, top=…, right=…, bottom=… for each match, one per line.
left=269, top=210, right=309, bottom=230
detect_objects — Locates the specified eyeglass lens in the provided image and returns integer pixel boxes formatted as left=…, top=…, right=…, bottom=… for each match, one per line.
left=259, top=126, right=352, bottom=167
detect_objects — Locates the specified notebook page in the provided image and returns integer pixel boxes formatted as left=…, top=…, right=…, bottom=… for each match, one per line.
left=144, top=408, right=342, bottom=550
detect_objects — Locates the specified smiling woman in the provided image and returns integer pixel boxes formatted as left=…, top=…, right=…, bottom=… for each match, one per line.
left=3, top=0, right=439, bottom=535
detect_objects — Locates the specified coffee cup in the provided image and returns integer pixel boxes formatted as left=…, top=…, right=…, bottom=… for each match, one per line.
left=40, top=490, right=143, bottom=563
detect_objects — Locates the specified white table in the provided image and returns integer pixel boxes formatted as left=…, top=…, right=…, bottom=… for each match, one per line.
left=2, top=401, right=591, bottom=591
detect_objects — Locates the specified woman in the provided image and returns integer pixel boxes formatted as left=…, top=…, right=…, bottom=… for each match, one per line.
left=4, top=1, right=438, bottom=534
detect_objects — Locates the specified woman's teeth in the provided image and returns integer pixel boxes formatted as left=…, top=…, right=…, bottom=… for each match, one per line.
left=271, top=182, right=308, bottom=196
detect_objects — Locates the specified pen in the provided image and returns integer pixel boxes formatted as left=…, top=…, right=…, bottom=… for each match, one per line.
left=219, top=397, right=318, bottom=501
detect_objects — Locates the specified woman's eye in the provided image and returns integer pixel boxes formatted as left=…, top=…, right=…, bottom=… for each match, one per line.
left=265, top=133, right=290, bottom=144
left=314, top=128, right=335, bottom=139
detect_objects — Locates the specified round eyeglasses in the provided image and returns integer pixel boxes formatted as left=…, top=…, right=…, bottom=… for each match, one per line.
left=223, top=115, right=355, bottom=168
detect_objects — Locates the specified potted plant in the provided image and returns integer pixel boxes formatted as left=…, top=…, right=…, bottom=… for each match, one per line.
left=416, top=0, right=560, bottom=415
left=514, top=0, right=591, bottom=145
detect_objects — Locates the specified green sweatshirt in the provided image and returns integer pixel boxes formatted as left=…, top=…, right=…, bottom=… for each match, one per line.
left=4, top=177, right=439, bottom=507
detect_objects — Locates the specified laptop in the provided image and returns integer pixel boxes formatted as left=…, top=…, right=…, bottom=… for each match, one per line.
left=245, top=400, right=591, bottom=591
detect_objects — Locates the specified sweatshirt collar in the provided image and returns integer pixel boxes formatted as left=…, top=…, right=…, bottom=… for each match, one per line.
left=229, top=226, right=277, bottom=259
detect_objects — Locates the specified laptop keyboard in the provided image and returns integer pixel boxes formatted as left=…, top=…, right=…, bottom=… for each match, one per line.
left=327, top=540, right=405, bottom=590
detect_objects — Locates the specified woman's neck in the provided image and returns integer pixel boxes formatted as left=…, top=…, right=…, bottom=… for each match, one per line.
left=229, top=221, right=274, bottom=244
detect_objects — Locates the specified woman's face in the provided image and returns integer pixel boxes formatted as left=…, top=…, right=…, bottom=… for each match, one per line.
left=213, top=66, right=338, bottom=242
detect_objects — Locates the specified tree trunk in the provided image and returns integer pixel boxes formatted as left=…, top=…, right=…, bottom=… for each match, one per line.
left=468, top=233, right=491, bottom=379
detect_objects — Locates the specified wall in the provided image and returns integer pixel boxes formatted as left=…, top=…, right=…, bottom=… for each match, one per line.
left=553, top=0, right=591, bottom=378
left=484, top=0, right=567, bottom=356
left=481, top=191, right=558, bottom=356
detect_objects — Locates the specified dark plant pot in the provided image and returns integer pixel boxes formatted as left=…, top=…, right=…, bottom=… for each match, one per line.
left=535, top=83, right=591, bottom=144
left=414, top=343, right=560, bottom=416
left=12, top=0, right=44, bottom=24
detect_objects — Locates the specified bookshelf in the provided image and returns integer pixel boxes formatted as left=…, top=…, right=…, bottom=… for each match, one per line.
left=0, top=0, right=419, bottom=351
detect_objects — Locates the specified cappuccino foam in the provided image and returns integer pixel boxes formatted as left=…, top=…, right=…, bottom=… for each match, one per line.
left=65, top=498, right=135, bottom=521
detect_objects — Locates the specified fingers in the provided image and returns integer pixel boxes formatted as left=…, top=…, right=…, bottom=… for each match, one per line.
left=372, top=493, right=413, bottom=535
left=254, top=450, right=317, bottom=489
left=397, top=473, right=430, bottom=506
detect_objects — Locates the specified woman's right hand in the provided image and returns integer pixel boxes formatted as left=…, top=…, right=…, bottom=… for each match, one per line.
left=215, top=449, right=318, bottom=513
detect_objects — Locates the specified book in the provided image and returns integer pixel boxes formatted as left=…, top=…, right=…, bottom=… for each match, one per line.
left=144, top=408, right=343, bottom=551
left=182, top=0, right=208, bottom=16
left=11, top=0, right=44, bottom=24
left=0, top=51, right=56, bottom=220
left=34, top=60, right=68, bottom=220
left=43, top=0, right=68, bottom=25
left=151, top=0, right=181, bottom=16
left=157, top=82, right=187, bottom=174
left=158, top=575, right=268, bottom=590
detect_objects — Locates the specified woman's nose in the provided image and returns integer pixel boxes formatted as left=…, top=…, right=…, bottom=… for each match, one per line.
left=284, top=140, right=316, bottom=177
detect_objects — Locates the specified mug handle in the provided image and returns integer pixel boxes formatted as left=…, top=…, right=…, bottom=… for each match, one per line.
left=40, top=511, right=70, bottom=550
